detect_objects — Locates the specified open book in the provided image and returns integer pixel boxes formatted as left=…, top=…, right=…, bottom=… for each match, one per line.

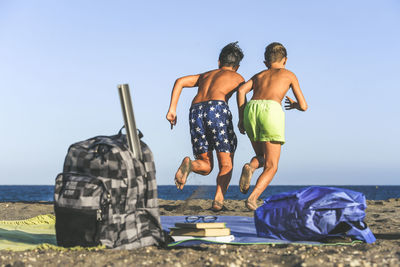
left=171, top=234, right=235, bottom=243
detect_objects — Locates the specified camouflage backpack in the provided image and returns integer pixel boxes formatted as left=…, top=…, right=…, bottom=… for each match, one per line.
left=54, top=130, right=165, bottom=249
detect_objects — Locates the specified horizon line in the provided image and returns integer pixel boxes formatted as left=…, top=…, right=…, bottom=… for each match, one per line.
left=1, top=184, right=399, bottom=186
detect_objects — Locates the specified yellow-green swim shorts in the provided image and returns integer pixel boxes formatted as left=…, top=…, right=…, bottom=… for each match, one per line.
left=243, top=100, right=285, bottom=144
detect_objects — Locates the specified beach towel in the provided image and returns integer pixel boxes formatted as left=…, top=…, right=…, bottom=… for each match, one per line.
left=161, top=216, right=362, bottom=247
left=0, top=215, right=362, bottom=251
left=0, top=215, right=57, bottom=251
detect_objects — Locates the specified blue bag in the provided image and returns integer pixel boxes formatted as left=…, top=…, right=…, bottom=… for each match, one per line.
left=254, top=186, right=376, bottom=243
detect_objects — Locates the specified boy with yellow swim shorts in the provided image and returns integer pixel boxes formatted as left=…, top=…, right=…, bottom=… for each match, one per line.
left=237, top=42, right=308, bottom=211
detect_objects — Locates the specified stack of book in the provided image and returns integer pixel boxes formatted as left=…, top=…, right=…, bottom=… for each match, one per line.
left=169, top=221, right=234, bottom=242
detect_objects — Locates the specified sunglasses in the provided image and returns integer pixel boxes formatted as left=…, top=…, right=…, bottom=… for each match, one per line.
left=185, top=216, right=218, bottom=223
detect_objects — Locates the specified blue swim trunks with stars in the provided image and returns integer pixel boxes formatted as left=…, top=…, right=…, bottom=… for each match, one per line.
left=189, top=100, right=237, bottom=156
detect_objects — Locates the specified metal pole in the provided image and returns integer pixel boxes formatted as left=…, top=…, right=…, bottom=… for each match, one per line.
left=118, top=84, right=142, bottom=161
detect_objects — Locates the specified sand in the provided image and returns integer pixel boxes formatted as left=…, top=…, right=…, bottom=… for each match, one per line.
left=0, top=198, right=399, bottom=267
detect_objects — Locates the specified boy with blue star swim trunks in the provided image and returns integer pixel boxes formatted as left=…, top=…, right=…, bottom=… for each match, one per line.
left=189, top=100, right=237, bottom=156
left=237, top=42, right=308, bottom=211
left=166, top=42, right=244, bottom=211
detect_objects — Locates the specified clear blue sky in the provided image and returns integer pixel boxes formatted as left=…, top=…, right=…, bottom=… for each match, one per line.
left=0, top=1, right=399, bottom=185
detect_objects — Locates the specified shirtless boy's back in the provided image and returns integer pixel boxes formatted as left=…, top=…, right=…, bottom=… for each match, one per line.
left=192, top=68, right=243, bottom=104
left=237, top=42, right=307, bottom=210
left=251, top=68, right=298, bottom=103
left=166, top=42, right=244, bottom=211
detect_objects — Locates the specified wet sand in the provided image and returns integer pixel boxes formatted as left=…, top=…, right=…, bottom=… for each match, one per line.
left=0, top=198, right=399, bottom=267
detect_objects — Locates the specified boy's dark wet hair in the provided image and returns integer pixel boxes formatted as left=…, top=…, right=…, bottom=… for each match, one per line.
left=264, top=42, right=287, bottom=66
left=219, top=42, right=244, bottom=67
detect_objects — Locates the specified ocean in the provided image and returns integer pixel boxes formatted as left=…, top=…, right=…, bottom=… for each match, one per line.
left=0, top=185, right=399, bottom=202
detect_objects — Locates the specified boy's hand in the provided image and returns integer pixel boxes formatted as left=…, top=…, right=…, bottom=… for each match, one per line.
left=284, top=96, right=299, bottom=110
left=238, top=120, right=246, bottom=135
left=166, top=111, right=177, bottom=129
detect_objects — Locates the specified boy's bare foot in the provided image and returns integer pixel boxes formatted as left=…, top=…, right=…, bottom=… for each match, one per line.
left=211, top=200, right=224, bottom=212
left=245, top=198, right=258, bottom=211
left=239, top=163, right=253, bottom=194
left=175, top=157, right=192, bottom=190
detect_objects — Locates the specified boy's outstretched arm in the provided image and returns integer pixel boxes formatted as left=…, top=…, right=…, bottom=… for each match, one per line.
left=236, top=79, right=253, bottom=134
left=166, top=75, right=200, bottom=129
left=285, top=73, right=308, bottom=111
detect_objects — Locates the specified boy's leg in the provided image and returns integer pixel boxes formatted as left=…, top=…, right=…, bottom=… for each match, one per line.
left=246, top=141, right=281, bottom=210
left=175, top=151, right=214, bottom=190
left=249, top=141, right=265, bottom=170
left=212, top=152, right=234, bottom=211
left=239, top=141, right=264, bottom=194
